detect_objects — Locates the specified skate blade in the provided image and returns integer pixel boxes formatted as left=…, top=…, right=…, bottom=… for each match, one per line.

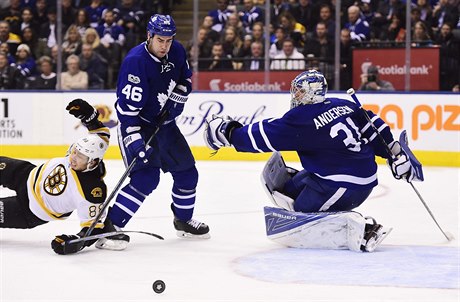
left=176, top=231, right=211, bottom=240
left=365, top=227, right=393, bottom=252
left=95, top=238, right=129, bottom=251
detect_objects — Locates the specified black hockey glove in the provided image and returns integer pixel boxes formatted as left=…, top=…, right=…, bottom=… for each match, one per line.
left=66, top=99, right=99, bottom=125
left=51, top=234, right=85, bottom=255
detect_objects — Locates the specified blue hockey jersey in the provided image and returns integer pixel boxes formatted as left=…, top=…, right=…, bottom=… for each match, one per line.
left=231, top=97, right=394, bottom=190
left=115, top=40, right=192, bottom=128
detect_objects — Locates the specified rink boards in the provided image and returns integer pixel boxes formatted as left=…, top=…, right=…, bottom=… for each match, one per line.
left=0, top=91, right=458, bottom=166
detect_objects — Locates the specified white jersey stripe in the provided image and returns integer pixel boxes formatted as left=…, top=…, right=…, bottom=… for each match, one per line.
left=247, top=123, right=264, bottom=152
left=116, top=102, right=138, bottom=116
left=319, top=187, right=347, bottom=211
left=314, top=171, right=377, bottom=185
left=360, top=116, right=379, bottom=133
left=259, top=121, right=276, bottom=152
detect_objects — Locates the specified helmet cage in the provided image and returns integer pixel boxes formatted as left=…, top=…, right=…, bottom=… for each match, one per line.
left=290, top=70, right=328, bottom=108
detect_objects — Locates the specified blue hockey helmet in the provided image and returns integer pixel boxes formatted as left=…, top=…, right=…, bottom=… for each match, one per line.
left=147, top=14, right=176, bottom=37
left=290, top=70, right=328, bottom=108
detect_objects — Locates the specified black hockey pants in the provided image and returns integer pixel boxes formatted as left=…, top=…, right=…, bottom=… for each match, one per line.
left=0, top=156, right=47, bottom=228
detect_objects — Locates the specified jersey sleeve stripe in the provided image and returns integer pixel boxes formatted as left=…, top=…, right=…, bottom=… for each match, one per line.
left=116, top=102, right=139, bottom=116
left=313, top=171, right=377, bottom=185
left=361, top=115, right=380, bottom=133
left=247, top=123, right=264, bottom=152
left=259, top=121, right=277, bottom=152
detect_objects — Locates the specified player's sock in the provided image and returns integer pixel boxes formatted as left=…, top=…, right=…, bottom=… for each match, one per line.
left=110, top=183, right=147, bottom=228
left=171, top=185, right=196, bottom=221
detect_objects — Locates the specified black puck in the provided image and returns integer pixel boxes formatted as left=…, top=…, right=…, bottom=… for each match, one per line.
left=152, top=280, right=165, bottom=294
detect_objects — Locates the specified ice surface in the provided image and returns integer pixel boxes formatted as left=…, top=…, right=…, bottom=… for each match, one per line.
left=1, top=160, right=459, bottom=302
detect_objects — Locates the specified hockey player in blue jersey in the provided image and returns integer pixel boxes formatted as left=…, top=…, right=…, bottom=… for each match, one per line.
left=204, top=70, right=419, bottom=252
left=97, top=14, right=210, bottom=250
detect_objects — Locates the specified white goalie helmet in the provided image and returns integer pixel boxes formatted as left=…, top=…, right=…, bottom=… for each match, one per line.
left=73, top=134, right=108, bottom=172
left=290, top=70, right=328, bottom=108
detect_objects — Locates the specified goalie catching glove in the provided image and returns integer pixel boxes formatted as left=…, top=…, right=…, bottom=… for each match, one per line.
left=387, top=141, right=417, bottom=182
left=204, top=115, right=243, bottom=151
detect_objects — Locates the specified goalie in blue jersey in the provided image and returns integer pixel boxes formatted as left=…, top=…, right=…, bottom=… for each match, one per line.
left=205, top=70, right=421, bottom=252
left=97, top=14, right=210, bottom=250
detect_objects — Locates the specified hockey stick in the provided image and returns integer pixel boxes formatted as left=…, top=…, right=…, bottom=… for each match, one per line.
left=82, top=109, right=169, bottom=239
left=347, top=88, right=453, bottom=241
left=67, top=230, right=164, bottom=245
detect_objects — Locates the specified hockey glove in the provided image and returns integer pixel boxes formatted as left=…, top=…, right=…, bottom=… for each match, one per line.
left=122, top=126, right=153, bottom=164
left=51, top=234, right=85, bottom=255
left=163, top=85, right=188, bottom=123
left=66, top=99, right=98, bottom=125
left=204, top=115, right=243, bottom=151
left=387, top=141, right=414, bottom=182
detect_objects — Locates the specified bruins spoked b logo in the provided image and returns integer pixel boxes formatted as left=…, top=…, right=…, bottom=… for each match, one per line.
left=44, top=165, right=67, bottom=195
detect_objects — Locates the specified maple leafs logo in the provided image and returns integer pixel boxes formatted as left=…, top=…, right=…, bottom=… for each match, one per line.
left=157, top=79, right=177, bottom=108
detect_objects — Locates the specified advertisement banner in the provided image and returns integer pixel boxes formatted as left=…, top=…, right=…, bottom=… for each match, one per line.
left=0, top=92, right=458, bottom=165
left=352, top=48, right=440, bottom=91
left=195, top=71, right=299, bottom=92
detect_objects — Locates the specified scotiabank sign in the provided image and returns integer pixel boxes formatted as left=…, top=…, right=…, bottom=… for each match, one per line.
left=353, top=48, right=439, bottom=91
left=196, top=71, right=299, bottom=91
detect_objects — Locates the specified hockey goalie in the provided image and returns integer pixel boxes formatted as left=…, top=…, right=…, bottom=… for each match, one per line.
left=204, top=70, right=423, bottom=252
left=261, top=152, right=390, bottom=252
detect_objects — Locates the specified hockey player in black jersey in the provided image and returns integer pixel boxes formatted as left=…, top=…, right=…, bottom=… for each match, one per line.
left=0, top=98, right=128, bottom=255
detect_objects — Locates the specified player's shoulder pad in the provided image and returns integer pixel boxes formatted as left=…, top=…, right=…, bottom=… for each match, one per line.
left=75, top=166, right=107, bottom=204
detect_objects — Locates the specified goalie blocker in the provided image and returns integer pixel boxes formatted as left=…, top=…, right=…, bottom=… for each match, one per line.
left=261, top=152, right=392, bottom=252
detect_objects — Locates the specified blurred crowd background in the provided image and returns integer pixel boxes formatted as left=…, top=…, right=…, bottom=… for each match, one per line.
left=0, top=0, right=458, bottom=91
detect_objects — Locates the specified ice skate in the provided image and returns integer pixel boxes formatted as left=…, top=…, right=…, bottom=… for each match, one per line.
left=174, top=218, right=210, bottom=239
left=361, top=217, right=392, bottom=252
left=95, top=218, right=130, bottom=251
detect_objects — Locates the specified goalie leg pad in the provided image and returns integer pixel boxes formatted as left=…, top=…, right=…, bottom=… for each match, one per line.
left=261, top=152, right=299, bottom=209
left=264, top=206, right=368, bottom=252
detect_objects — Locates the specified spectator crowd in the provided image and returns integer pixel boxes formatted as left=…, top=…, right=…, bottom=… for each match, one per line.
left=0, top=0, right=174, bottom=90
left=0, top=0, right=458, bottom=91
left=187, top=0, right=459, bottom=91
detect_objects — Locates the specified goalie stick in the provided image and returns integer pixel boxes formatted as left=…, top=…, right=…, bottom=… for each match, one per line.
left=82, top=109, right=169, bottom=239
left=347, top=88, right=453, bottom=242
